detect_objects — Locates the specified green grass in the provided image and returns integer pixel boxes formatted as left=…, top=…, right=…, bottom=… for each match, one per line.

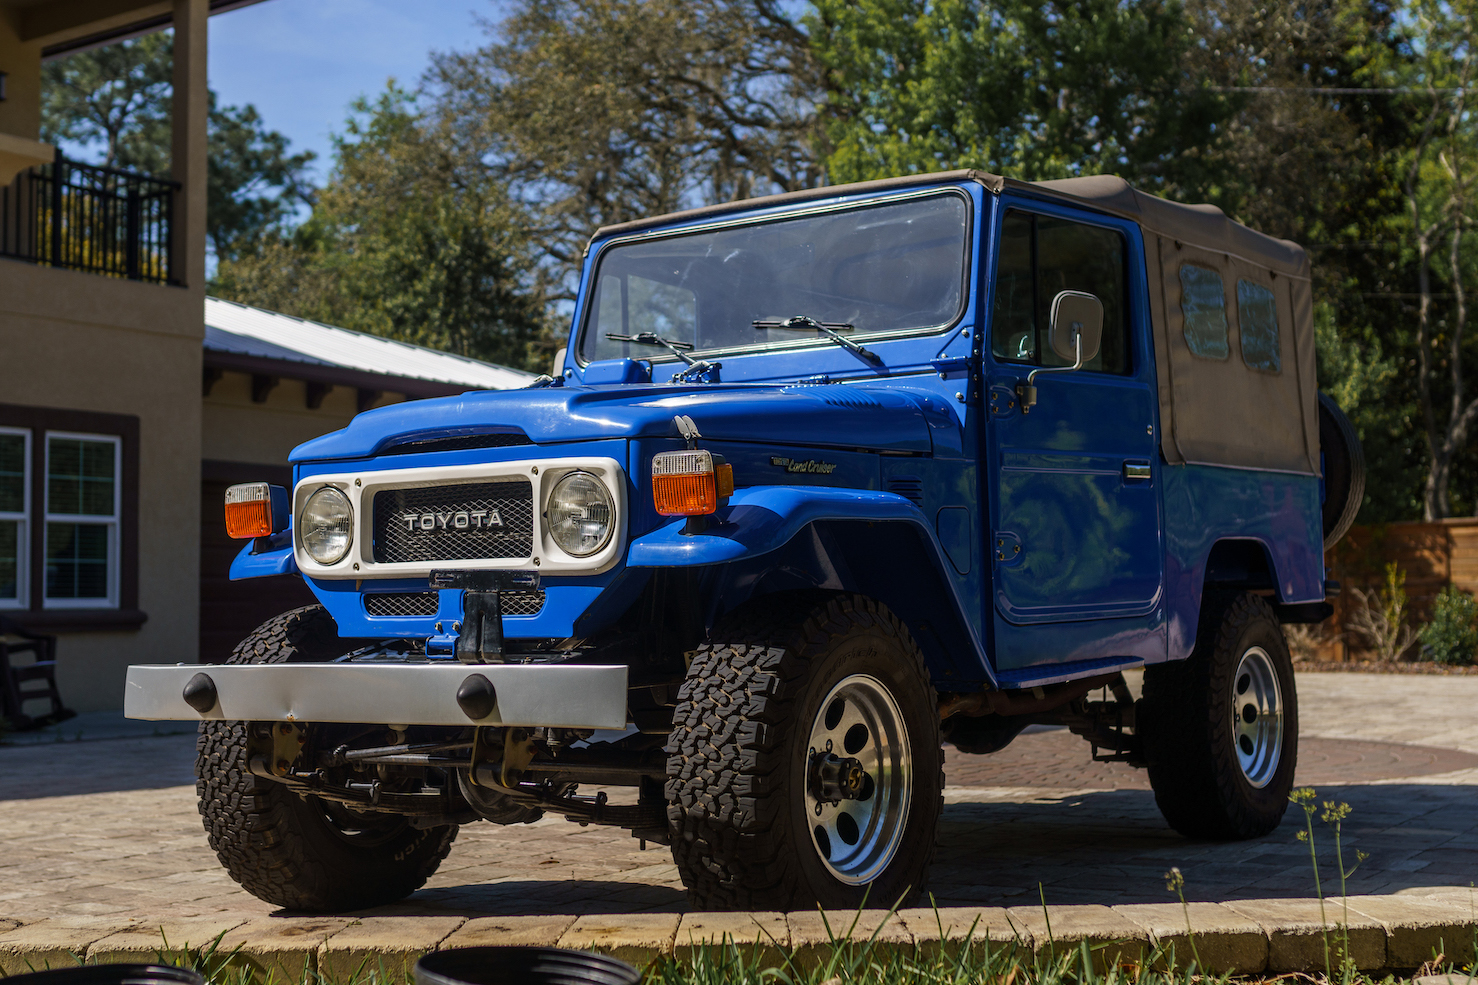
left=8, top=906, right=1469, bottom=985
left=5, top=790, right=1474, bottom=985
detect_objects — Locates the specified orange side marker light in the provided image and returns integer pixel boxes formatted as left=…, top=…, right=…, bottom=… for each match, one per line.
left=225, top=482, right=288, bottom=539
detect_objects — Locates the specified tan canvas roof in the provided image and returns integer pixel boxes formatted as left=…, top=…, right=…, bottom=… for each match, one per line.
left=592, top=171, right=1319, bottom=475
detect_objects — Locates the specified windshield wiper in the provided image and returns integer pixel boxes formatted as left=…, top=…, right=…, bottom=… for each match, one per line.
left=605, top=332, right=720, bottom=383
left=753, top=316, right=881, bottom=365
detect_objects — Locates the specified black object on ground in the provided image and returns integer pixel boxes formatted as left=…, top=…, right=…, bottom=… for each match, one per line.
left=0, top=615, right=75, bottom=731
left=1, top=965, right=204, bottom=985
left=417, top=947, right=641, bottom=985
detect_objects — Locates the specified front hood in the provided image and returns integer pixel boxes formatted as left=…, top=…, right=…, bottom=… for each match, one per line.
left=291, top=383, right=952, bottom=462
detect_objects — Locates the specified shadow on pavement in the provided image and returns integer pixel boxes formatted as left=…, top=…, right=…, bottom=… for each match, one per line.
left=328, top=881, right=689, bottom=918
left=0, top=732, right=198, bottom=799
left=931, top=783, right=1478, bottom=908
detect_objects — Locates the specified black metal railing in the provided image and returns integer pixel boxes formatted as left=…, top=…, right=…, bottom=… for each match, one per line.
left=0, top=150, right=179, bottom=284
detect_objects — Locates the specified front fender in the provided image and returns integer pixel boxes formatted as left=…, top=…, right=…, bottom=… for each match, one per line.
left=626, top=486, right=929, bottom=566
left=230, top=540, right=299, bottom=580
left=627, top=484, right=995, bottom=687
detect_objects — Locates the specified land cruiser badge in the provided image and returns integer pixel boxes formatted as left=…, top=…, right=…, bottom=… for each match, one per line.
left=401, top=510, right=503, bottom=532
left=770, top=456, right=837, bottom=475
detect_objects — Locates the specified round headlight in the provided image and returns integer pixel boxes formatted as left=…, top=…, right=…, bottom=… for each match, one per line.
left=300, top=486, right=353, bottom=565
left=547, top=471, right=614, bottom=557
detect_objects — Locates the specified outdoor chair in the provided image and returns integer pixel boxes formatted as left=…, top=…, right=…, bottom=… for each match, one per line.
left=0, top=616, right=74, bottom=731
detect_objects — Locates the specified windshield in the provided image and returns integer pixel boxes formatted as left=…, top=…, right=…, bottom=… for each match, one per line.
left=577, top=192, right=969, bottom=364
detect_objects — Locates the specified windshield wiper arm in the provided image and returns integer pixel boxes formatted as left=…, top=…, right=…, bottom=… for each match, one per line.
left=605, top=332, right=720, bottom=383
left=606, top=332, right=697, bottom=364
left=753, top=316, right=881, bottom=365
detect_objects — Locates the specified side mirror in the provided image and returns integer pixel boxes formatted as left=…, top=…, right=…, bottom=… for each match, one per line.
left=1017, top=291, right=1105, bottom=413
left=1047, top=291, right=1103, bottom=363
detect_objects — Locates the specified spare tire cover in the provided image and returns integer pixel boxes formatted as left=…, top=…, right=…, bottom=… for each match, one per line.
left=1318, top=393, right=1365, bottom=549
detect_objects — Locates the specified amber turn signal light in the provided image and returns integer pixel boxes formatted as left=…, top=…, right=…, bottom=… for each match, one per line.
left=224, top=482, right=288, bottom=539
left=652, top=450, right=732, bottom=516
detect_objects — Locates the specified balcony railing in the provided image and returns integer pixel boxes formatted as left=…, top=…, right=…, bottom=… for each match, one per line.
left=0, top=150, right=179, bottom=285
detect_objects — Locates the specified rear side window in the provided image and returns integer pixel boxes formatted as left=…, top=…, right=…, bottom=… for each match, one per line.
left=1237, top=279, right=1281, bottom=372
left=1179, top=264, right=1230, bottom=359
left=990, top=211, right=1131, bottom=373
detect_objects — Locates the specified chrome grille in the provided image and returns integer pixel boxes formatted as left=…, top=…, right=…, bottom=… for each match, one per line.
left=364, top=592, right=438, bottom=617
left=372, top=478, right=533, bottom=563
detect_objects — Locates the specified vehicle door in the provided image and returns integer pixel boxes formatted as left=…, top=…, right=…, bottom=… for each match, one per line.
left=982, top=201, right=1165, bottom=675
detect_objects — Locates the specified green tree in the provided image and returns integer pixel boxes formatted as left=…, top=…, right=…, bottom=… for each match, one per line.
left=1396, top=0, right=1478, bottom=519
left=213, top=87, right=552, bottom=371
left=41, top=33, right=315, bottom=261
left=41, top=32, right=172, bottom=169
left=427, top=0, right=826, bottom=294
left=807, top=0, right=1228, bottom=191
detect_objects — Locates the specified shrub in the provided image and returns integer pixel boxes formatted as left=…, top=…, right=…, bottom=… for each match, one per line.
left=1346, top=562, right=1420, bottom=661
left=1420, top=585, right=1478, bottom=665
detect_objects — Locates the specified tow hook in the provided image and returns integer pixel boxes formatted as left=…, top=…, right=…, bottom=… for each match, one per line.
left=808, top=750, right=867, bottom=803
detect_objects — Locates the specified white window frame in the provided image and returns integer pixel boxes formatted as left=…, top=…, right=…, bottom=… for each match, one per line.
left=0, top=426, right=30, bottom=610
left=43, top=430, right=121, bottom=609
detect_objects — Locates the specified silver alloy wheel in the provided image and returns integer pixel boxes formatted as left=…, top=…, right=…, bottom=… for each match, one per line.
left=1231, top=645, right=1284, bottom=788
left=804, top=673, right=912, bottom=885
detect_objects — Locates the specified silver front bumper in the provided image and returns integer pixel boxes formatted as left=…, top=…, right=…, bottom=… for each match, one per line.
left=123, top=662, right=629, bottom=729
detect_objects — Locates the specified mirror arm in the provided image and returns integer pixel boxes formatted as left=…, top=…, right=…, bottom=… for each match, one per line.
left=1015, top=333, right=1083, bottom=414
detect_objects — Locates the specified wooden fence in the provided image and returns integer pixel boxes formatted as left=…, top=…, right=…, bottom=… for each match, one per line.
left=1316, top=517, right=1478, bottom=661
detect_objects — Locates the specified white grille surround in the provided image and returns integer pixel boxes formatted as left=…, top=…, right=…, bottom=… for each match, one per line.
left=292, top=457, right=627, bottom=580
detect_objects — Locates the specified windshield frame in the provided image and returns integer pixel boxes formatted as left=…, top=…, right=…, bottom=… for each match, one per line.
left=573, top=186, right=974, bottom=367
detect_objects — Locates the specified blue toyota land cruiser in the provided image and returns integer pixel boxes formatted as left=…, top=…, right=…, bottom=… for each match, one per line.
left=127, top=170, right=1364, bottom=913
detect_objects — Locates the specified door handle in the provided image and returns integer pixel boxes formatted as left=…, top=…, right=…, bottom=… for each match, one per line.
left=1122, top=461, right=1152, bottom=481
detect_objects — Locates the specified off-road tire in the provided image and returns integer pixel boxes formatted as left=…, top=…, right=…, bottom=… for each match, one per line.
left=195, top=605, right=457, bottom=911
left=666, top=592, right=943, bottom=910
left=1141, top=592, right=1298, bottom=840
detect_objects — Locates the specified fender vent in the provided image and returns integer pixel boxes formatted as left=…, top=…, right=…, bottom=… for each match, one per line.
left=887, top=475, right=924, bottom=506
left=380, top=431, right=532, bottom=455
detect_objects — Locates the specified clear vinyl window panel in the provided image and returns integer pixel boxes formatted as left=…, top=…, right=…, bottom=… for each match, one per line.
left=1237, top=279, right=1281, bottom=372
left=580, top=193, right=969, bottom=362
left=1179, top=264, right=1230, bottom=360
left=44, top=432, right=119, bottom=607
left=0, top=428, right=28, bottom=607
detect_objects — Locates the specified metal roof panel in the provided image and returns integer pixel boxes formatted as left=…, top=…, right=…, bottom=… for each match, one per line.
left=203, top=297, right=536, bottom=390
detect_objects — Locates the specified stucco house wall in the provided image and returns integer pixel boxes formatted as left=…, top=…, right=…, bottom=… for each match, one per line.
left=2, top=263, right=204, bottom=711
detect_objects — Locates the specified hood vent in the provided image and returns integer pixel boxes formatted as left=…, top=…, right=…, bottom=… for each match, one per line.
left=817, top=389, right=883, bottom=409
left=380, top=431, right=533, bottom=456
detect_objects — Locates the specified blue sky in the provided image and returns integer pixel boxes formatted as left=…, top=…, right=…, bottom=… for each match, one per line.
left=207, top=0, right=499, bottom=184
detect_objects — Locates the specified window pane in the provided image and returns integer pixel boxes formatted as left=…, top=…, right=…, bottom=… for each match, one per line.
left=1237, top=279, right=1281, bottom=372
left=627, top=275, right=696, bottom=338
left=0, top=520, right=17, bottom=600
left=48, top=437, right=115, bottom=516
left=0, top=434, right=23, bottom=514
left=991, top=212, right=1036, bottom=363
left=46, top=522, right=109, bottom=599
left=580, top=194, right=969, bottom=362
left=1035, top=217, right=1129, bottom=373
left=1179, top=265, right=1230, bottom=359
